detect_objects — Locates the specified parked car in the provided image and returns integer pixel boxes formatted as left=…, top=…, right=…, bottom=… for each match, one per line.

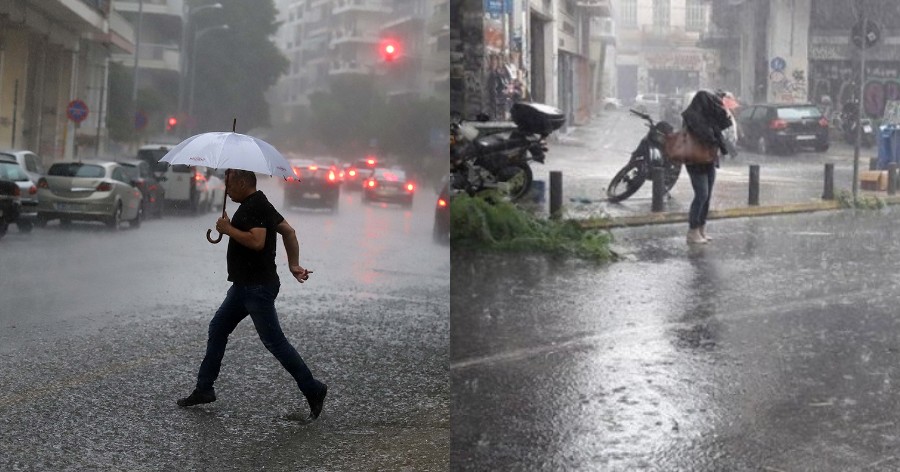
left=36, top=160, right=144, bottom=229
left=736, top=103, right=830, bottom=154
left=342, top=156, right=379, bottom=190
left=602, top=97, right=623, bottom=111
left=633, top=93, right=664, bottom=115
left=362, top=167, right=416, bottom=207
left=284, top=159, right=341, bottom=211
left=0, top=176, right=21, bottom=239
left=206, top=168, right=227, bottom=213
left=137, top=143, right=212, bottom=213
left=0, top=149, right=47, bottom=185
left=0, top=155, right=37, bottom=232
left=117, top=159, right=166, bottom=219
left=433, top=178, right=450, bottom=244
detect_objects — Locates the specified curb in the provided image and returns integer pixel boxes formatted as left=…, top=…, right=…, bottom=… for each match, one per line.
left=578, top=194, right=900, bottom=230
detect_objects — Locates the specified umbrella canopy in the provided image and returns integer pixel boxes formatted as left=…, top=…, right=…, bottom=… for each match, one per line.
left=159, top=132, right=296, bottom=180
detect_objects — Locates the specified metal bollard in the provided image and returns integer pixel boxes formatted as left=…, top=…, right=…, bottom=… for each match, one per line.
left=549, top=171, right=563, bottom=219
left=749, top=164, right=760, bottom=206
left=651, top=166, right=665, bottom=212
left=870, top=157, right=878, bottom=171
left=890, top=163, right=898, bottom=196
left=823, top=163, right=835, bottom=200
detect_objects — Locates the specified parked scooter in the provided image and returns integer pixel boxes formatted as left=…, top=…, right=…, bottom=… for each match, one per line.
left=841, top=99, right=875, bottom=147
left=606, top=109, right=682, bottom=203
left=450, top=102, right=565, bottom=201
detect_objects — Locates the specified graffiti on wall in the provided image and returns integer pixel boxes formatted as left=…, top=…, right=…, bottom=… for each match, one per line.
left=768, top=56, right=807, bottom=103
left=810, top=61, right=900, bottom=118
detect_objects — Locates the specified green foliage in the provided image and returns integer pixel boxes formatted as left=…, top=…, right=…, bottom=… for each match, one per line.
left=188, top=0, right=287, bottom=132
left=106, top=62, right=173, bottom=142
left=450, top=193, right=616, bottom=261
left=837, top=189, right=886, bottom=209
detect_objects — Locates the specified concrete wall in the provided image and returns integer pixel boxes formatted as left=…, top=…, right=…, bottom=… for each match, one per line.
left=765, top=0, right=810, bottom=103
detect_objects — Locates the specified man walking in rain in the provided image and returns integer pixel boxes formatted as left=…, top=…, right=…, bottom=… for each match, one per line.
left=177, top=169, right=328, bottom=421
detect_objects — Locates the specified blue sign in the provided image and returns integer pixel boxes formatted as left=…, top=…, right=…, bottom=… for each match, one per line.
left=66, top=99, right=89, bottom=124
left=134, top=111, right=148, bottom=131
left=770, top=57, right=786, bottom=72
left=485, top=0, right=505, bottom=14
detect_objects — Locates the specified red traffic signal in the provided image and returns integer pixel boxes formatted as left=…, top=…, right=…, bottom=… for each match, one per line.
left=166, top=116, right=178, bottom=131
left=380, top=39, right=400, bottom=62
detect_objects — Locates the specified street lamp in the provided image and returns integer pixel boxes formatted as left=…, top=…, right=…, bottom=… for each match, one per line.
left=187, top=24, right=231, bottom=122
left=177, top=3, right=224, bottom=122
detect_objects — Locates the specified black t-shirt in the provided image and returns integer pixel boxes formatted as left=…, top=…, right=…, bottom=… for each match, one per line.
left=226, top=190, right=284, bottom=284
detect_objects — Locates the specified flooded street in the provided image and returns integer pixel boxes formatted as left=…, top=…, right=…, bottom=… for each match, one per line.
left=0, top=178, right=449, bottom=470
left=452, top=209, right=900, bottom=471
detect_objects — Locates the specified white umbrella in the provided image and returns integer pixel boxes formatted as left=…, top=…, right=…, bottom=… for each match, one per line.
left=159, top=120, right=297, bottom=243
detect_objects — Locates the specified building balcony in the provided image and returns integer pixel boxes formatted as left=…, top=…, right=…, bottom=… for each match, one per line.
left=329, top=30, right=380, bottom=48
left=640, top=25, right=700, bottom=47
left=332, top=0, right=391, bottom=16
left=382, top=15, right=424, bottom=32
left=113, top=43, right=180, bottom=73
left=576, top=0, right=611, bottom=17
left=329, top=60, right=374, bottom=76
left=113, top=0, right=180, bottom=18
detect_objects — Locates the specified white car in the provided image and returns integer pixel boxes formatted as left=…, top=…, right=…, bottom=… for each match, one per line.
left=0, top=149, right=47, bottom=185
left=602, top=97, right=623, bottom=111
left=633, top=93, right=663, bottom=114
left=137, top=144, right=212, bottom=214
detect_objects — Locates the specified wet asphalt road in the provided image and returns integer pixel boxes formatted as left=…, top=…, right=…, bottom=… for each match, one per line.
left=452, top=209, right=900, bottom=471
left=0, top=178, right=449, bottom=471
left=541, top=109, right=872, bottom=219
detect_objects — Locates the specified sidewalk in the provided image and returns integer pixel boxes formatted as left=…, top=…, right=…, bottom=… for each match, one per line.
left=543, top=113, right=899, bottom=229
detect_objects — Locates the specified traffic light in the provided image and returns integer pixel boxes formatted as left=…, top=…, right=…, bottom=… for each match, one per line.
left=380, top=39, right=400, bottom=62
left=166, top=116, right=178, bottom=131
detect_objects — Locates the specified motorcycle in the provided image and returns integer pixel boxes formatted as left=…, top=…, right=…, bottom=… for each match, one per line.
left=450, top=102, right=565, bottom=201
left=841, top=100, right=875, bottom=148
left=606, top=109, right=682, bottom=203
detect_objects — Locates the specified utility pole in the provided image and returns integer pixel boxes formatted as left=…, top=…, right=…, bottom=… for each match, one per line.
left=131, top=0, right=144, bottom=149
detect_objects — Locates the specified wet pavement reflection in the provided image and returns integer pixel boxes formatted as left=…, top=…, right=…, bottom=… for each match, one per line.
left=452, top=209, right=900, bottom=471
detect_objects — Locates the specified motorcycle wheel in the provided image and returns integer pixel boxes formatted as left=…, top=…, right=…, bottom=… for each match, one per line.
left=494, top=162, right=533, bottom=201
left=607, top=161, right=646, bottom=203
left=664, top=161, right=682, bottom=192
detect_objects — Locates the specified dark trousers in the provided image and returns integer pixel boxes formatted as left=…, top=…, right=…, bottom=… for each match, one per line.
left=686, top=163, right=716, bottom=229
left=196, top=283, right=319, bottom=398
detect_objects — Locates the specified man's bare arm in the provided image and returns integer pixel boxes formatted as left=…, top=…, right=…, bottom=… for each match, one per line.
left=276, top=220, right=312, bottom=283
left=216, top=215, right=266, bottom=251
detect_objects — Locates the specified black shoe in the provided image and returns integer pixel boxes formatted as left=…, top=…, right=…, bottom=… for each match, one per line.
left=307, top=383, right=327, bottom=420
left=177, top=389, right=216, bottom=407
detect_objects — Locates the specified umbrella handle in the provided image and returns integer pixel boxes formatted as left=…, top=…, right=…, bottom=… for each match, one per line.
left=206, top=228, right=223, bottom=244
left=206, top=172, right=229, bottom=244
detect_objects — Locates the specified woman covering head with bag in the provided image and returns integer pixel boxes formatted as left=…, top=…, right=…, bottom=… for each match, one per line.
left=679, top=90, right=733, bottom=244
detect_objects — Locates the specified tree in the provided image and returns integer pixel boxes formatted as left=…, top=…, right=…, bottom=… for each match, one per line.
left=187, top=0, right=287, bottom=133
left=106, top=62, right=173, bottom=143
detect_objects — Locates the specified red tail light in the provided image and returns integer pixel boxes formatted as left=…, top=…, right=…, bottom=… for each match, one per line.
left=12, top=186, right=20, bottom=197
left=309, top=165, right=318, bottom=171
left=194, top=172, right=207, bottom=183
left=349, top=169, right=357, bottom=177
left=819, top=117, right=829, bottom=127
left=38, top=178, right=48, bottom=189
left=366, top=158, right=377, bottom=167
left=437, top=198, right=447, bottom=208
left=28, top=185, right=37, bottom=195
left=328, top=170, right=336, bottom=182
left=367, top=180, right=376, bottom=188
left=96, top=182, right=113, bottom=192
left=769, top=119, right=788, bottom=130
left=406, top=183, right=415, bottom=192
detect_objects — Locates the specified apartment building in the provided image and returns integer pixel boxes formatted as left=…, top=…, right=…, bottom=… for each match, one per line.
left=270, top=0, right=448, bottom=125
left=611, top=0, right=714, bottom=103
left=0, top=0, right=134, bottom=160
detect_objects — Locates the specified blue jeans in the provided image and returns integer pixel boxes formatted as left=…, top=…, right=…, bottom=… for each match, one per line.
left=686, top=164, right=716, bottom=229
left=196, top=283, right=319, bottom=398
